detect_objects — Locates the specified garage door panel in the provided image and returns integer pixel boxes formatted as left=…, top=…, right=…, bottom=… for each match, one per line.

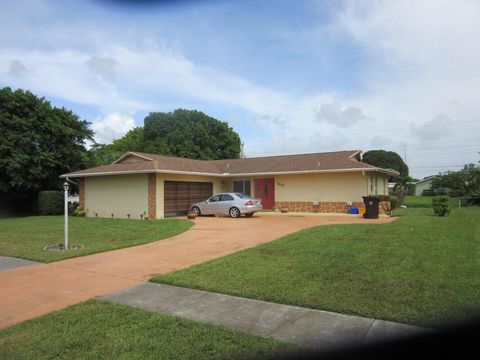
left=164, top=181, right=213, bottom=217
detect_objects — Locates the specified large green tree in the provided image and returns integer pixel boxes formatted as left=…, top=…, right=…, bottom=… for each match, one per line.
left=143, top=109, right=241, bottom=160
left=90, top=109, right=242, bottom=165
left=362, top=150, right=409, bottom=177
left=432, top=164, right=480, bottom=201
left=0, top=87, right=93, bottom=211
left=89, top=127, right=144, bottom=166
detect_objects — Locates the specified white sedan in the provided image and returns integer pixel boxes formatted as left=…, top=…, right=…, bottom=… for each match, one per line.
left=190, top=193, right=263, bottom=218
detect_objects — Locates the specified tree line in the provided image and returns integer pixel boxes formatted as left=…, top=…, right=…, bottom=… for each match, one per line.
left=1, top=86, right=477, bottom=214
left=0, top=87, right=241, bottom=215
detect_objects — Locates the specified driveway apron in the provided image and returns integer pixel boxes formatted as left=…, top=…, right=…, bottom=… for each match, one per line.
left=0, top=214, right=395, bottom=329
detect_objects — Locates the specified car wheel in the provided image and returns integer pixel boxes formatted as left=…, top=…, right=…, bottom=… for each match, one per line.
left=229, top=207, right=241, bottom=218
left=245, top=212, right=254, bottom=218
left=191, top=206, right=201, bottom=216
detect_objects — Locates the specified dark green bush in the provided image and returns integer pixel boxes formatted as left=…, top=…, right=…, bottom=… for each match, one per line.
left=421, top=189, right=436, bottom=196
left=465, top=190, right=480, bottom=206
left=375, top=195, right=397, bottom=209
left=389, top=196, right=399, bottom=210
left=38, top=191, right=63, bottom=215
left=68, top=201, right=79, bottom=215
left=432, top=195, right=451, bottom=216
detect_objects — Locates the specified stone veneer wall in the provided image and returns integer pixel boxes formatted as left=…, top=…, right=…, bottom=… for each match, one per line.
left=79, top=178, right=85, bottom=209
left=275, top=201, right=391, bottom=215
left=378, top=201, right=391, bottom=215
left=148, top=174, right=156, bottom=219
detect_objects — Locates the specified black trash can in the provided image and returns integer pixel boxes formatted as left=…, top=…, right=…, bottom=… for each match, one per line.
left=362, top=196, right=379, bottom=219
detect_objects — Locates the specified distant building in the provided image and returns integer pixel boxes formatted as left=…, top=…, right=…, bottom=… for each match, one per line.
left=414, top=176, right=437, bottom=196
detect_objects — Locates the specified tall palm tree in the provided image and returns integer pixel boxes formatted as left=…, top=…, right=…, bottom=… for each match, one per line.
left=393, top=176, right=414, bottom=205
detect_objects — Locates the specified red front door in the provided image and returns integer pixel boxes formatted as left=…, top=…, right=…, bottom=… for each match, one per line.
left=255, top=179, right=275, bottom=209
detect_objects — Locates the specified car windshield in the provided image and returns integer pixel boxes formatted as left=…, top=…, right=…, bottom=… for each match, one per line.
left=235, top=193, right=251, bottom=199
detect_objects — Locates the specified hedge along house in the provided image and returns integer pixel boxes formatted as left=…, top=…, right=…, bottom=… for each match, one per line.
left=61, top=150, right=398, bottom=219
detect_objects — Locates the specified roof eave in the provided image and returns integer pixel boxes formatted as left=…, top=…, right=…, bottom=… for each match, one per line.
left=60, top=168, right=400, bottom=178
left=60, top=169, right=225, bottom=178
left=374, top=168, right=400, bottom=176
left=61, top=167, right=390, bottom=178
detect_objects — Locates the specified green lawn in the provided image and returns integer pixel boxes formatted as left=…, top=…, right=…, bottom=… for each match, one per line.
left=152, top=207, right=480, bottom=328
left=0, top=216, right=192, bottom=262
left=0, top=299, right=295, bottom=360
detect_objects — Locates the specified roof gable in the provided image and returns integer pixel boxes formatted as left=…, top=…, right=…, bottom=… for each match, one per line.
left=114, top=152, right=154, bottom=164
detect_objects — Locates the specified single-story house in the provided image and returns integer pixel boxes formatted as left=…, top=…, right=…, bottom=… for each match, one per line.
left=414, top=176, right=437, bottom=196
left=61, top=150, right=398, bottom=219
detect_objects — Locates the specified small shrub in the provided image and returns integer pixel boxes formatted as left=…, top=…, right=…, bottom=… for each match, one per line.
left=38, top=191, right=63, bottom=215
left=375, top=195, right=397, bottom=216
left=389, top=196, right=399, bottom=210
left=376, top=195, right=389, bottom=202
left=74, top=206, right=86, bottom=217
left=432, top=195, right=451, bottom=216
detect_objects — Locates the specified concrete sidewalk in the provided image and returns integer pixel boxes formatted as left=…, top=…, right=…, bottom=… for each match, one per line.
left=102, top=283, right=432, bottom=351
left=0, top=256, right=39, bottom=272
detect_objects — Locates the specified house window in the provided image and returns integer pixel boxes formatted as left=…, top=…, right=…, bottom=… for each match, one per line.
left=233, top=180, right=251, bottom=195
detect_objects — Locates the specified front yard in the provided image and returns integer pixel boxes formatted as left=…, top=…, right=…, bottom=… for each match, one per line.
left=0, top=299, right=294, bottom=360
left=0, top=216, right=193, bottom=262
left=153, top=206, right=480, bottom=328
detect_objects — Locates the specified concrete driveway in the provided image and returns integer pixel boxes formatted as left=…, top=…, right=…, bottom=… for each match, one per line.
left=0, top=213, right=395, bottom=329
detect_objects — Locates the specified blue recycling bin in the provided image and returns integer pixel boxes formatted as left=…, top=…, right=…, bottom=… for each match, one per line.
left=349, top=207, right=359, bottom=214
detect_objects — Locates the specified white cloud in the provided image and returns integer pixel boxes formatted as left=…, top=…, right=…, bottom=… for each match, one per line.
left=86, top=56, right=117, bottom=82
left=9, top=59, right=27, bottom=78
left=316, top=102, right=364, bottom=127
left=1, top=0, right=479, bottom=178
left=410, top=114, right=455, bottom=142
left=91, top=113, right=135, bottom=144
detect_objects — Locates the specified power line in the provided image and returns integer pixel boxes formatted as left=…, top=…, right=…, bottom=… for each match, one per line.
left=245, top=143, right=480, bottom=155
left=245, top=145, right=480, bottom=158
left=407, top=151, right=480, bottom=157
left=409, top=165, right=466, bottom=169
left=400, top=144, right=480, bottom=152
left=246, top=120, right=480, bottom=145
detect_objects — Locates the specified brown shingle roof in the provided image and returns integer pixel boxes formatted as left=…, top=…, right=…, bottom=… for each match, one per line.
left=211, top=151, right=376, bottom=174
left=61, top=150, right=397, bottom=178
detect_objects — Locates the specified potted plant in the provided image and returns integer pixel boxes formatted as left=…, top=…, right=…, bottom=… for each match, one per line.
left=187, top=211, right=197, bottom=219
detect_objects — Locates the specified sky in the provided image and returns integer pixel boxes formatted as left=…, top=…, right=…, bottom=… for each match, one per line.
left=1, top=0, right=479, bottom=179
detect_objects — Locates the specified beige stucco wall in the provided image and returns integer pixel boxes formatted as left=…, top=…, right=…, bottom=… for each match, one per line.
left=274, top=172, right=368, bottom=202
left=366, top=173, right=389, bottom=196
left=227, top=172, right=390, bottom=202
left=156, top=173, right=222, bottom=219
left=84, top=174, right=148, bottom=219
left=83, top=170, right=390, bottom=219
